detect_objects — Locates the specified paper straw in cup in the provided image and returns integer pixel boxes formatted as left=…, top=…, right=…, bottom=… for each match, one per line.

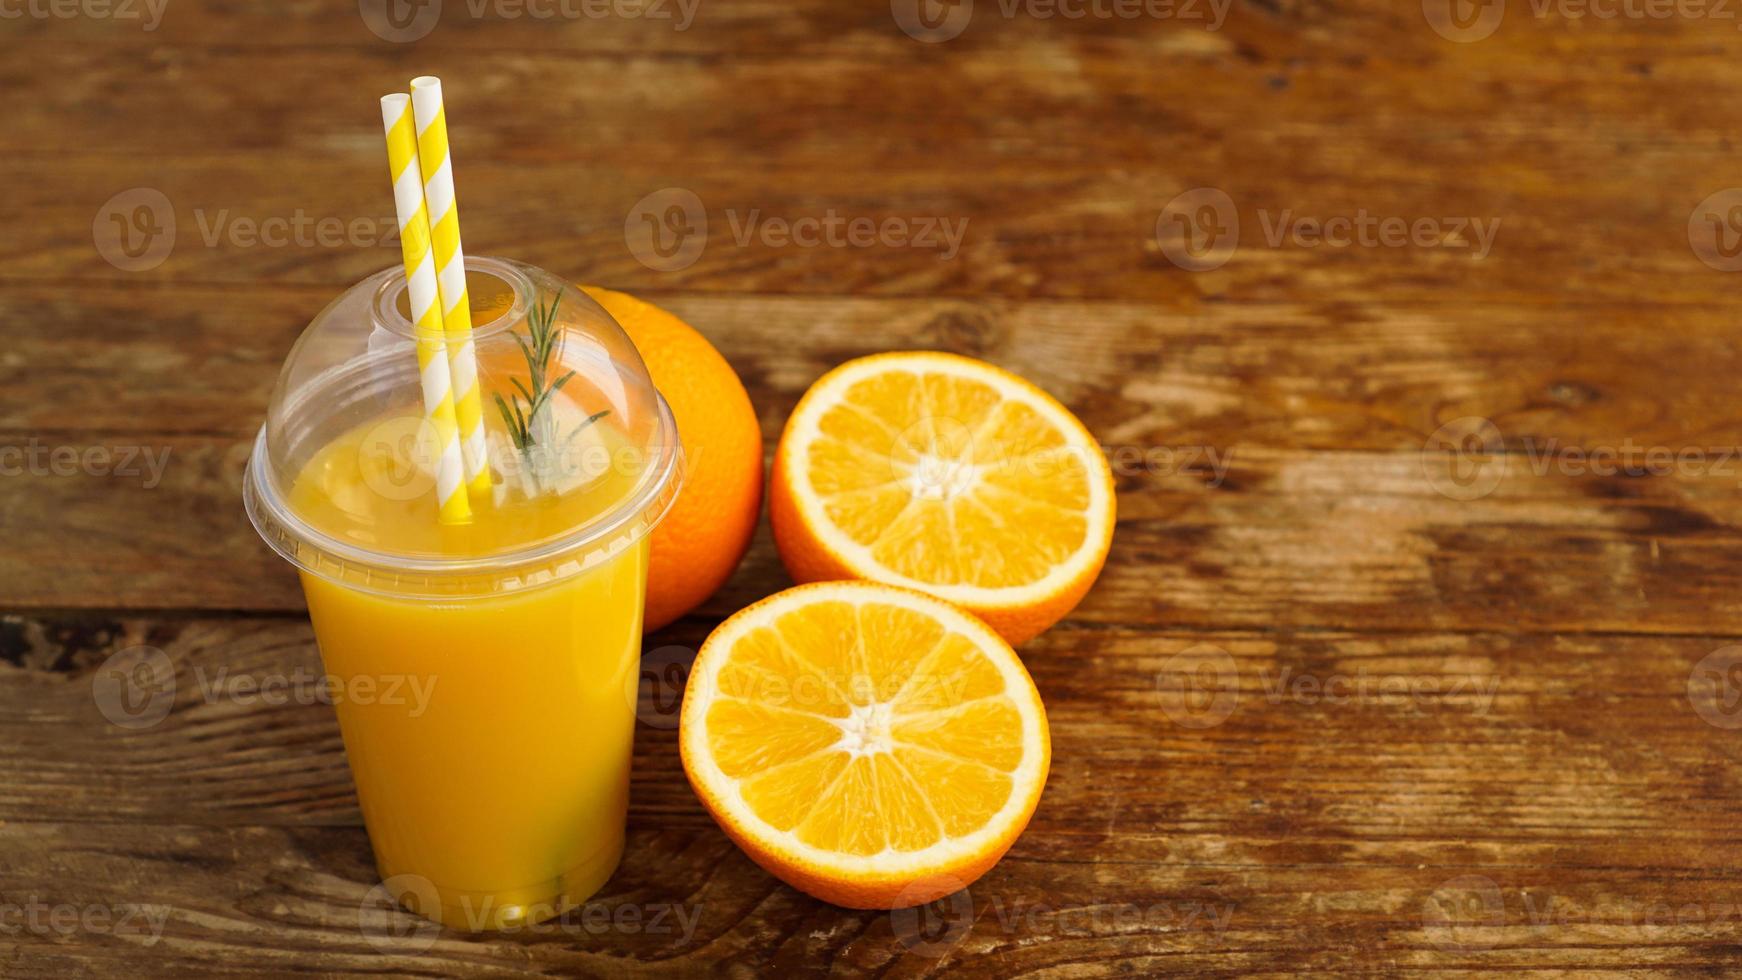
left=409, top=76, right=491, bottom=498
left=381, top=92, right=472, bottom=525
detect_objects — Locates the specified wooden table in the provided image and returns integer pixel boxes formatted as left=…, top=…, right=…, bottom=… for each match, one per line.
left=5, top=1, right=1742, bottom=975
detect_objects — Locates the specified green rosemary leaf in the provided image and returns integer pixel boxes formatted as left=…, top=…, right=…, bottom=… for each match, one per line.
left=497, top=288, right=575, bottom=462
left=511, top=332, right=536, bottom=373
left=511, top=400, right=530, bottom=448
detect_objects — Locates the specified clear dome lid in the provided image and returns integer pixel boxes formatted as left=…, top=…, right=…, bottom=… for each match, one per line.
left=244, top=256, right=682, bottom=598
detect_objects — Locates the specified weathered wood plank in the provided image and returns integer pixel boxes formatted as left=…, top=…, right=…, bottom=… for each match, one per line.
left=2, top=613, right=1741, bottom=974
left=9, top=284, right=1742, bottom=626
left=3, top=12, right=1739, bottom=303
left=7, top=426, right=1742, bottom=636
left=3, top=818, right=1740, bottom=977
left=13, top=151, right=1737, bottom=306
left=10, top=284, right=1742, bottom=452
left=5, top=614, right=1740, bottom=848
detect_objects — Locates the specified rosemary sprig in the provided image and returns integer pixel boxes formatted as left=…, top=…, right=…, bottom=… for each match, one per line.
left=491, top=288, right=610, bottom=490
left=493, top=289, right=576, bottom=452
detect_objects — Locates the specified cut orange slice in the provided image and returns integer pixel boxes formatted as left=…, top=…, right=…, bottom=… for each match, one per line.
left=679, top=581, right=1050, bottom=909
left=770, top=352, right=1116, bottom=644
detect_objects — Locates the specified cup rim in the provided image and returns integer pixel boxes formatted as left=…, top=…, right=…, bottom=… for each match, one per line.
left=244, top=392, right=682, bottom=597
left=243, top=256, right=684, bottom=599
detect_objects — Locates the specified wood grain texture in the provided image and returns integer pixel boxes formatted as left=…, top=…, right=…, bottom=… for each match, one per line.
left=4, top=7, right=1741, bottom=304
left=11, top=287, right=1742, bottom=629
left=3, top=613, right=1740, bottom=973
left=5, top=0, right=1742, bottom=975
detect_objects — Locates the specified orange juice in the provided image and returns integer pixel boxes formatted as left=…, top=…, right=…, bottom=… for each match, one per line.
left=288, top=411, right=650, bottom=930
left=245, top=258, right=681, bottom=932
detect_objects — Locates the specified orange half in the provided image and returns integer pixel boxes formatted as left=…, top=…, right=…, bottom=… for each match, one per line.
left=679, top=581, right=1050, bottom=909
left=770, top=352, right=1116, bottom=644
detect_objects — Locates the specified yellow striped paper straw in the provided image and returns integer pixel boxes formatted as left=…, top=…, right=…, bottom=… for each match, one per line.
left=381, top=93, right=471, bottom=524
left=410, top=76, right=491, bottom=498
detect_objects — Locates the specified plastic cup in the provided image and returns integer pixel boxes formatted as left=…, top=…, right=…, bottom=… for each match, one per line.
left=244, top=257, right=681, bottom=930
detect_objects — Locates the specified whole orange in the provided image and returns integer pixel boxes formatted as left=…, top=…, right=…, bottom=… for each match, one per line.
left=582, top=286, right=764, bottom=633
